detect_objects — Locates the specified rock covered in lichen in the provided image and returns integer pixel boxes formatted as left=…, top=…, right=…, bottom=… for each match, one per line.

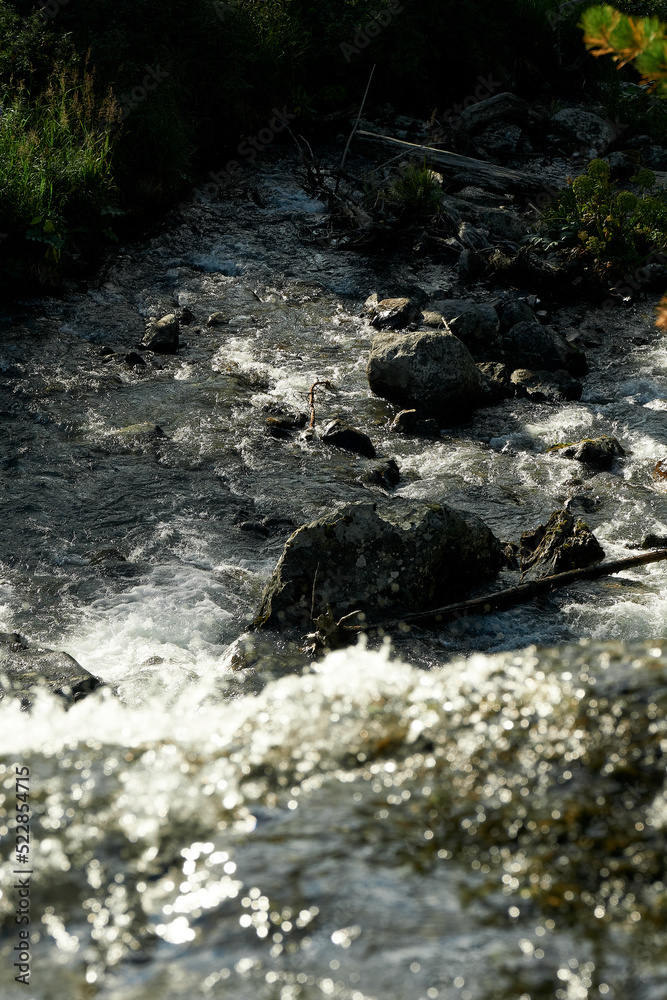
left=255, top=500, right=502, bottom=630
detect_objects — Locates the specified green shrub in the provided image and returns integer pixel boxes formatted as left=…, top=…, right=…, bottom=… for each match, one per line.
left=383, top=163, right=443, bottom=216
left=532, top=157, right=667, bottom=274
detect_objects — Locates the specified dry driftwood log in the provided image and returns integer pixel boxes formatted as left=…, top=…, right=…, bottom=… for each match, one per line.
left=356, top=130, right=548, bottom=194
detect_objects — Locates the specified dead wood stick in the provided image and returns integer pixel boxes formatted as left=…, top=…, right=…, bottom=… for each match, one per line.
left=355, top=130, right=548, bottom=194
left=352, top=548, right=667, bottom=631
left=308, top=380, right=335, bottom=428
left=340, top=65, right=376, bottom=174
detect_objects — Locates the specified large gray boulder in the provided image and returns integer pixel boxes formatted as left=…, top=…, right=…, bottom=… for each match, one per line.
left=367, top=329, right=485, bottom=421
left=255, top=500, right=502, bottom=630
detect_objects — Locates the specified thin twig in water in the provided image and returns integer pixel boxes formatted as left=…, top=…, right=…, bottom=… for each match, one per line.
left=310, top=562, right=320, bottom=622
left=308, top=380, right=335, bottom=428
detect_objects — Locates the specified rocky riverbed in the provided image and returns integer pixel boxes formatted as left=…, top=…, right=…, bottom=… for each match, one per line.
left=1, top=95, right=667, bottom=998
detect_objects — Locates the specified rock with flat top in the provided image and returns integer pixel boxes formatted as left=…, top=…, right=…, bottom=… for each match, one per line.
left=548, top=435, right=624, bottom=468
left=520, top=509, right=605, bottom=581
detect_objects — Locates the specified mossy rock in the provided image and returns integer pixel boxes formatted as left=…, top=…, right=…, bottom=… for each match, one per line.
left=548, top=435, right=625, bottom=469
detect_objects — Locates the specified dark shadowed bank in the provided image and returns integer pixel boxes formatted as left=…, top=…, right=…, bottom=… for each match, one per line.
left=0, top=0, right=654, bottom=294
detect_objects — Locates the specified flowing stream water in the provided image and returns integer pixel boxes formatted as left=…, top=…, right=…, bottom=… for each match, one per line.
left=0, top=150, right=666, bottom=999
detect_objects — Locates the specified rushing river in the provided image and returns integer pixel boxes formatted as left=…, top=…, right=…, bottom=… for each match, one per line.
left=1, top=151, right=666, bottom=998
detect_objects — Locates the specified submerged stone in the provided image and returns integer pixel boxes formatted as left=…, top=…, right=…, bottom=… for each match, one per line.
left=255, top=500, right=502, bottom=630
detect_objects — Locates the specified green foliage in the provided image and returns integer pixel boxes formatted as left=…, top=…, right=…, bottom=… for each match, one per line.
left=535, top=157, right=667, bottom=272
left=383, top=163, right=443, bottom=216
left=0, top=51, right=119, bottom=289
left=581, top=4, right=667, bottom=94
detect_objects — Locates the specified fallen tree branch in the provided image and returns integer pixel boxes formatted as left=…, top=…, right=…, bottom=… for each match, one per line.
left=356, top=130, right=548, bottom=194
left=354, top=548, right=667, bottom=630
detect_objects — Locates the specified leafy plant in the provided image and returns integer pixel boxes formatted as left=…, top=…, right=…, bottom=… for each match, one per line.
left=535, top=157, right=667, bottom=274
left=580, top=4, right=667, bottom=316
left=383, top=162, right=443, bottom=217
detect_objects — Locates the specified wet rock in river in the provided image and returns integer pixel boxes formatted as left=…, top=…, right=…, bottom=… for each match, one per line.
left=503, top=320, right=588, bottom=376
left=265, top=412, right=308, bottom=439
left=367, top=329, right=484, bottom=422
left=141, top=313, right=179, bottom=354
left=124, top=351, right=146, bottom=367
left=320, top=418, right=376, bottom=458
left=240, top=521, right=270, bottom=537
left=520, top=509, right=605, bottom=581
left=207, top=311, right=227, bottom=327
left=363, top=294, right=422, bottom=330
left=642, top=532, right=667, bottom=548
left=114, top=422, right=165, bottom=441
left=548, top=435, right=625, bottom=468
left=511, top=368, right=582, bottom=402
left=498, top=298, right=536, bottom=330
left=427, top=300, right=501, bottom=357
left=389, top=409, right=440, bottom=437
left=477, top=362, right=513, bottom=402
left=0, top=633, right=102, bottom=705
left=363, top=458, right=401, bottom=489
left=255, top=500, right=502, bottom=630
